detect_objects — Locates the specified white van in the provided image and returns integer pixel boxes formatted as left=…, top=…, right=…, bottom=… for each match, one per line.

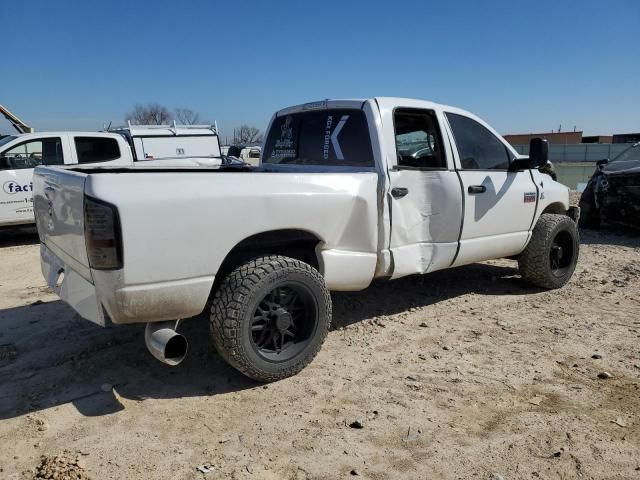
left=0, top=125, right=222, bottom=227
left=224, top=145, right=261, bottom=166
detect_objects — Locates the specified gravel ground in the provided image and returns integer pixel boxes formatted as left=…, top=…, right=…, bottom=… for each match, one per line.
left=0, top=220, right=639, bottom=480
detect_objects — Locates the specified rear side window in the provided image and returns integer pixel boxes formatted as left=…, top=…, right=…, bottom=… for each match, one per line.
left=75, top=137, right=120, bottom=164
left=446, top=113, right=511, bottom=170
left=262, top=109, right=374, bottom=167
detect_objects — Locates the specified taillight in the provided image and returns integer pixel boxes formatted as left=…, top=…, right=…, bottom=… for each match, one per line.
left=84, top=196, right=123, bottom=270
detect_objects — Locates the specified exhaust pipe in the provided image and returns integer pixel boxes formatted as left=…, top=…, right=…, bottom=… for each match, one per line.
left=144, top=321, right=188, bottom=366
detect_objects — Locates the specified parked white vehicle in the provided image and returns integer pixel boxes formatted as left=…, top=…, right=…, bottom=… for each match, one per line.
left=1, top=124, right=222, bottom=226
left=34, top=97, right=580, bottom=382
left=1, top=132, right=131, bottom=226
left=223, top=145, right=262, bottom=166
left=239, top=146, right=261, bottom=166
left=108, top=122, right=221, bottom=161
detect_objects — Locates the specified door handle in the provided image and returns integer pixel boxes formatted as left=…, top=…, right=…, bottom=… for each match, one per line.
left=468, top=185, right=486, bottom=194
left=391, top=187, right=409, bottom=199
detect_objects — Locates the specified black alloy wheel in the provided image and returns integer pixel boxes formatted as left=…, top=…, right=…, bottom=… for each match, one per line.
left=250, top=284, right=317, bottom=362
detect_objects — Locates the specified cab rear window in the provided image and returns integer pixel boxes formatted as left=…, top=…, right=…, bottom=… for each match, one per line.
left=262, top=109, right=374, bottom=167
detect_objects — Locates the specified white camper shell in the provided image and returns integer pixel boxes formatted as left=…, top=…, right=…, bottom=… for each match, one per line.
left=109, top=121, right=221, bottom=161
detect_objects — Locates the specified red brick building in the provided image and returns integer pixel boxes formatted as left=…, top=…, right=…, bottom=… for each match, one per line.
left=503, top=131, right=583, bottom=145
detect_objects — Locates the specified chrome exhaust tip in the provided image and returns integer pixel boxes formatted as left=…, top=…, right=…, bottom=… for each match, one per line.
left=144, top=321, right=188, bottom=366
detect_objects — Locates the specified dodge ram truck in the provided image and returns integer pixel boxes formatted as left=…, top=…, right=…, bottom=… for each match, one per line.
left=33, top=97, right=580, bottom=382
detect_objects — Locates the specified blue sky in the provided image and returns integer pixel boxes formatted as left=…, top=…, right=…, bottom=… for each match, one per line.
left=1, top=0, right=639, bottom=139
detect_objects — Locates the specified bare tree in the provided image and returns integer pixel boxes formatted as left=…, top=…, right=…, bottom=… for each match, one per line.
left=233, top=125, right=263, bottom=144
left=174, top=108, right=201, bottom=125
left=125, top=103, right=173, bottom=125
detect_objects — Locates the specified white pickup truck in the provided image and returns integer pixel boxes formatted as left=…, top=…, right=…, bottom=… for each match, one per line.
left=34, top=98, right=580, bottom=382
left=1, top=124, right=222, bottom=226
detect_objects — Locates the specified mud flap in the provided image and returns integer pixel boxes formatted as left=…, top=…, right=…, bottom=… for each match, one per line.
left=567, top=206, right=581, bottom=223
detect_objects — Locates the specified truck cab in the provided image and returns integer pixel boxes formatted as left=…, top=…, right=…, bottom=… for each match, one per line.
left=375, top=98, right=568, bottom=275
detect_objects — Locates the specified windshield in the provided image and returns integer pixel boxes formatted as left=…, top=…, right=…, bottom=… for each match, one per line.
left=262, top=109, right=374, bottom=168
left=611, top=143, right=640, bottom=163
left=0, top=135, right=18, bottom=148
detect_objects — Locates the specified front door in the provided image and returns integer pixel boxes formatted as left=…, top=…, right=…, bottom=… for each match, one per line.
left=444, top=112, right=537, bottom=266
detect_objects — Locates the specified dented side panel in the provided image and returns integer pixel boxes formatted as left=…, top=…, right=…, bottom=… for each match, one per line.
left=387, top=169, right=463, bottom=277
left=375, top=98, right=463, bottom=278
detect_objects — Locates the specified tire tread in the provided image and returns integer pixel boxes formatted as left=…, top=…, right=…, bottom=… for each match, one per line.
left=518, top=213, right=579, bottom=289
left=209, top=255, right=331, bottom=382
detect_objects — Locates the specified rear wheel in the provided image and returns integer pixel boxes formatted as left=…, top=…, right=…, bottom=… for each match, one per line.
left=518, top=213, right=579, bottom=289
left=209, top=255, right=331, bottom=382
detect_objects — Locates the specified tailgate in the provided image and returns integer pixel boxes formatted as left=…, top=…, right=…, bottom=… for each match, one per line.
left=33, top=166, right=91, bottom=278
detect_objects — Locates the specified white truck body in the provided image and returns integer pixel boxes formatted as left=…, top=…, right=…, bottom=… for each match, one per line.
left=34, top=97, right=572, bottom=329
left=1, top=128, right=222, bottom=226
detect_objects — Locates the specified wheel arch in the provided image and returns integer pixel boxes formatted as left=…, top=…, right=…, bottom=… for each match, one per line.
left=211, top=229, right=324, bottom=295
left=541, top=202, right=567, bottom=215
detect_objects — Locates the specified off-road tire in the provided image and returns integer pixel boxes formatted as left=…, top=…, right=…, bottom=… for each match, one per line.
left=518, top=213, right=579, bottom=289
left=578, top=181, right=601, bottom=229
left=209, top=255, right=331, bottom=382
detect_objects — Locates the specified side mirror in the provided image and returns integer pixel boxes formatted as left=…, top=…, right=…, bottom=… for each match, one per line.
left=508, top=138, right=549, bottom=172
left=529, top=138, right=548, bottom=168
left=596, top=158, right=609, bottom=166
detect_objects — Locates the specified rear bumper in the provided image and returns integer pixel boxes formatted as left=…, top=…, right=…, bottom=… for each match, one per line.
left=41, top=243, right=213, bottom=325
left=41, top=243, right=105, bottom=325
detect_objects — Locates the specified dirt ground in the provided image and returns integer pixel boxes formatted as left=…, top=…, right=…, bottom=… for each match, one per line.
left=0, top=221, right=639, bottom=480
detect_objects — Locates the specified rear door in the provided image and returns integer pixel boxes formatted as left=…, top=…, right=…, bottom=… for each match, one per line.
left=444, top=112, right=537, bottom=266
left=72, top=135, right=126, bottom=166
left=0, top=136, right=65, bottom=225
left=376, top=99, right=463, bottom=279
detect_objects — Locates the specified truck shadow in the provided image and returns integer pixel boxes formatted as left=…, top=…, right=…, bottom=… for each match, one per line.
left=579, top=226, right=640, bottom=248
left=0, top=225, right=39, bottom=247
left=332, top=261, right=538, bottom=329
left=0, top=261, right=536, bottom=420
left=0, top=300, right=255, bottom=420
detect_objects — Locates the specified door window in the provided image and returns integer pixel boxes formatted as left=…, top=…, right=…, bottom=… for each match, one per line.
left=0, top=138, right=64, bottom=170
left=394, top=108, right=446, bottom=169
left=74, top=137, right=120, bottom=164
left=446, top=113, right=511, bottom=170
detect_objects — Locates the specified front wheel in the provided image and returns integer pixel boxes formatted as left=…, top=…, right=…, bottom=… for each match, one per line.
left=209, top=255, right=332, bottom=382
left=518, top=213, right=579, bottom=289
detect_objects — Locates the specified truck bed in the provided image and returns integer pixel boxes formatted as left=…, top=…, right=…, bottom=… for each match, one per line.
left=33, top=165, right=381, bottom=324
